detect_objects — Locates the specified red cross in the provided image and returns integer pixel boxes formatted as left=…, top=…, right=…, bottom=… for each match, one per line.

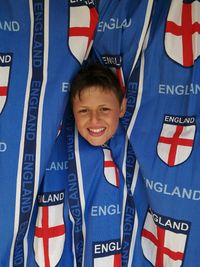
left=104, top=150, right=119, bottom=187
left=166, top=3, right=200, bottom=67
left=142, top=226, right=184, bottom=267
left=159, top=125, right=193, bottom=166
left=116, top=68, right=125, bottom=95
left=35, top=206, right=65, bottom=267
left=0, top=86, right=7, bottom=96
left=114, top=253, right=121, bottom=267
left=69, top=7, right=98, bottom=52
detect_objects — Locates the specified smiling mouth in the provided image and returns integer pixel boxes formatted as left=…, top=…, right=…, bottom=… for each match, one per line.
left=88, top=128, right=106, bottom=136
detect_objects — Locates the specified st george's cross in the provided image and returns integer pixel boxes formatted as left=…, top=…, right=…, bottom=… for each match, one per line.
left=157, top=115, right=195, bottom=166
left=93, top=239, right=122, bottom=267
left=142, top=209, right=190, bottom=267
left=0, top=53, right=12, bottom=113
left=68, top=0, right=98, bottom=64
left=34, top=192, right=65, bottom=267
left=165, top=0, right=200, bottom=67
left=103, top=147, right=120, bottom=187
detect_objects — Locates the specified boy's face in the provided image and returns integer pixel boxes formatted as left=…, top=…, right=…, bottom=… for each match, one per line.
left=72, top=86, right=126, bottom=146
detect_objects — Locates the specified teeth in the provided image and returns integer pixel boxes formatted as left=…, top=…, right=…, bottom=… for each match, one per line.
left=89, top=128, right=105, bottom=133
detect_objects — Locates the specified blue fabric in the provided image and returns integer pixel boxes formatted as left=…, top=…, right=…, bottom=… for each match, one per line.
left=1, top=0, right=200, bottom=266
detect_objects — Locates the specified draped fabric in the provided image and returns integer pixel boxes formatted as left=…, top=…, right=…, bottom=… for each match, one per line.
left=0, top=0, right=200, bottom=266
left=127, top=1, right=200, bottom=266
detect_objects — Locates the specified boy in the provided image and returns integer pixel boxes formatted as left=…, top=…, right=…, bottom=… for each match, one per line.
left=67, top=64, right=129, bottom=266
left=33, top=64, right=128, bottom=267
left=70, top=63, right=127, bottom=146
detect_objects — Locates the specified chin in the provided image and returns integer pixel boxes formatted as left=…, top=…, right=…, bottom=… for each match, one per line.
left=88, top=141, right=104, bottom=146
left=87, top=138, right=107, bottom=147
left=84, top=133, right=111, bottom=146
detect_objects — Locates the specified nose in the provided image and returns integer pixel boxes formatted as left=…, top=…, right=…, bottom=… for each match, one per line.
left=89, top=111, right=100, bottom=124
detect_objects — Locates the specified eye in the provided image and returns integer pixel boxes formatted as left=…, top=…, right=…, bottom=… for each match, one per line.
left=78, top=108, right=88, bottom=114
left=100, top=107, right=110, bottom=112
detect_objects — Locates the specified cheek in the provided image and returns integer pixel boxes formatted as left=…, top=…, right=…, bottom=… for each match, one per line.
left=112, top=112, right=121, bottom=122
left=74, top=115, right=85, bottom=130
left=74, top=114, right=84, bottom=124
left=107, top=115, right=120, bottom=130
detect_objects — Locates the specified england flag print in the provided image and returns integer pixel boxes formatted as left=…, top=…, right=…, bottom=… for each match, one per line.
left=93, top=239, right=121, bottom=267
left=34, top=192, right=65, bottom=267
left=142, top=209, right=190, bottom=267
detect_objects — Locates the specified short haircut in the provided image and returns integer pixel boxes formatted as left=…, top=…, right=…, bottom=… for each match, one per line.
left=70, top=64, right=124, bottom=105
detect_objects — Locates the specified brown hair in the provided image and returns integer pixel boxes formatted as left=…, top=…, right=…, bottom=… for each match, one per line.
left=70, top=64, right=124, bottom=105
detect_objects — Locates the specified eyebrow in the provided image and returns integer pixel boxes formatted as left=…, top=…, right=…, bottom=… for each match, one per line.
left=77, top=103, right=109, bottom=107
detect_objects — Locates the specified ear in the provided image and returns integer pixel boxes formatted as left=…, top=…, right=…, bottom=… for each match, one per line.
left=119, top=97, right=127, bottom=118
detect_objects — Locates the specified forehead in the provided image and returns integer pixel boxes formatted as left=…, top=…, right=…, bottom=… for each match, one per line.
left=74, top=86, right=120, bottom=104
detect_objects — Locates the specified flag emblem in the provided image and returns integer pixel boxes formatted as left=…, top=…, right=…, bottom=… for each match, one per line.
left=165, top=0, right=200, bottom=67
left=93, top=239, right=121, bottom=267
left=142, top=209, right=190, bottom=267
left=68, top=1, right=98, bottom=64
left=101, top=55, right=125, bottom=94
left=0, top=53, right=12, bottom=113
left=34, top=192, right=65, bottom=267
left=103, top=147, right=119, bottom=187
left=157, top=115, right=195, bottom=166
left=114, top=66, right=125, bottom=95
